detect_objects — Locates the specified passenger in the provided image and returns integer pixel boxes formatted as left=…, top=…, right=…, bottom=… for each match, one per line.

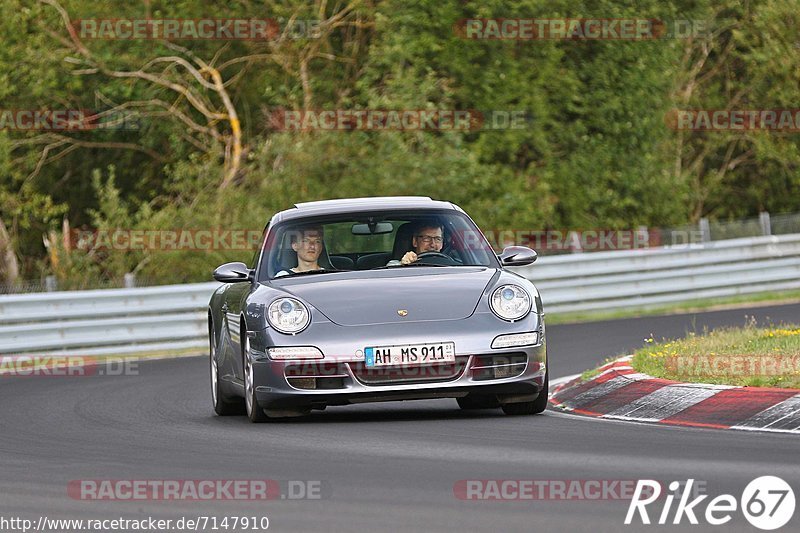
left=275, top=225, right=325, bottom=277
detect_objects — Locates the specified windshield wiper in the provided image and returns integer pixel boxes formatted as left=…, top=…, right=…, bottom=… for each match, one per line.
left=369, top=262, right=453, bottom=270
left=274, top=269, right=343, bottom=278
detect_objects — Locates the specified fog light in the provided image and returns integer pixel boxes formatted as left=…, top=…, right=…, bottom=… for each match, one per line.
left=494, top=365, right=517, bottom=378
left=491, top=332, right=539, bottom=349
left=288, top=377, right=317, bottom=389
left=268, top=346, right=324, bottom=360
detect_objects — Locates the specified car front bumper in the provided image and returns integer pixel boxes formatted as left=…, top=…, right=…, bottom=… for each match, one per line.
left=253, top=355, right=546, bottom=414
left=248, top=311, right=547, bottom=414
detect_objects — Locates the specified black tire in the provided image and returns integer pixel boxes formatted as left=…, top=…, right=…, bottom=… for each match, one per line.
left=243, top=335, right=269, bottom=423
left=456, top=395, right=501, bottom=410
left=210, top=327, right=244, bottom=416
left=501, top=371, right=549, bottom=416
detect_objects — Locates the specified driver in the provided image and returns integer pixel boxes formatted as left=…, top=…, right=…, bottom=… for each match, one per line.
left=388, top=220, right=445, bottom=266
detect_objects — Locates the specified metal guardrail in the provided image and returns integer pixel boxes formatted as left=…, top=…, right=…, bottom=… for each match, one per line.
left=514, top=234, right=800, bottom=313
left=1, top=234, right=799, bottom=356
left=0, top=283, right=219, bottom=356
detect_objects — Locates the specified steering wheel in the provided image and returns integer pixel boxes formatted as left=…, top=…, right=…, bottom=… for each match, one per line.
left=415, top=251, right=458, bottom=265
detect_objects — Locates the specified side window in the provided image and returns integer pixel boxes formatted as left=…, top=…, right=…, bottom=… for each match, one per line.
left=446, top=216, right=496, bottom=266
left=257, top=225, right=281, bottom=281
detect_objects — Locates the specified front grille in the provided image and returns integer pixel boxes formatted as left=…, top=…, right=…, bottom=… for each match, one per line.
left=470, top=353, right=528, bottom=381
left=349, top=359, right=467, bottom=386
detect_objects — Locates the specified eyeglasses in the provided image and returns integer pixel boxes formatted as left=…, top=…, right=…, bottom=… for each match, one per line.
left=417, top=235, right=443, bottom=244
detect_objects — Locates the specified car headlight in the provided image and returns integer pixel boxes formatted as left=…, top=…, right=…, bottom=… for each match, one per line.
left=489, top=285, right=532, bottom=321
left=267, top=297, right=310, bottom=334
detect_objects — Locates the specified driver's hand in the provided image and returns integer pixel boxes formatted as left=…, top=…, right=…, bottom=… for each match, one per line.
left=401, top=251, right=417, bottom=265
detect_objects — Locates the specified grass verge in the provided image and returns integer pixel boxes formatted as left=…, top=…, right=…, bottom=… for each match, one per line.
left=630, top=322, right=800, bottom=388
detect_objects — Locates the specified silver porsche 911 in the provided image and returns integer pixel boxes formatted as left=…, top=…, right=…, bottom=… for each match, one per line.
left=208, top=196, right=546, bottom=422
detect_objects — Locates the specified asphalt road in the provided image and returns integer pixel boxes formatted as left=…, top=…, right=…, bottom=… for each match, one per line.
left=1, top=303, right=798, bottom=532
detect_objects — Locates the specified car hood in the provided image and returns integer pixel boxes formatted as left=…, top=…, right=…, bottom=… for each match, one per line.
left=278, top=267, right=497, bottom=326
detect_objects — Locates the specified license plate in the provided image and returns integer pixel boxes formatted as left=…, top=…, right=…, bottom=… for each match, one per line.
left=365, top=342, right=456, bottom=367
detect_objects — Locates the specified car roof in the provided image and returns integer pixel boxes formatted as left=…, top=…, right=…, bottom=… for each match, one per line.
left=271, top=196, right=459, bottom=223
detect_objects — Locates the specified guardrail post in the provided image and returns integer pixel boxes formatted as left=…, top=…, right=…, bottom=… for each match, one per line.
left=124, top=273, right=136, bottom=288
left=759, top=211, right=771, bottom=236
left=568, top=231, right=583, bottom=253
left=45, top=276, right=57, bottom=292
left=636, top=226, right=650, bottom=249
left=699, top=218, right=711, bottom=243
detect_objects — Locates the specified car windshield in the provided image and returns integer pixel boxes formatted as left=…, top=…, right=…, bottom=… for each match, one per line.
left=263, top=210, right=498, bottom=280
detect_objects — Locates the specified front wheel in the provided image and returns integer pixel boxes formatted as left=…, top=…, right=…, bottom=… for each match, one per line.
left=501, top=371, right=549, bottom=416
left=210, top=329, right=244, bottom=416
left=244, top=336, right=269, bottom=423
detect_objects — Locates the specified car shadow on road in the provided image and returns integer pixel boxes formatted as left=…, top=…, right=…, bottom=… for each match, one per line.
left=257, top=402, right=544, bottom=425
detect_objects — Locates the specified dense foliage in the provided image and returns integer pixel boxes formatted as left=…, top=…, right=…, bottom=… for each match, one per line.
left=1, top=0, right=798, bottom=286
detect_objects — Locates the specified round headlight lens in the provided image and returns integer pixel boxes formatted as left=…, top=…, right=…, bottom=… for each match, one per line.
left=267, top=297, right=310, bottom=334
left=490, top=285, right=531, bottom=321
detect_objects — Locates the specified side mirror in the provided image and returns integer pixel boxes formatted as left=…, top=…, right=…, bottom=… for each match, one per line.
left=499, top=246, right=537, bottom=267
left=213, top=262, right=253, bottom=283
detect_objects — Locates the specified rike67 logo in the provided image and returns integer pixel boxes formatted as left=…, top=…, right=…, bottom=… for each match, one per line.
left=626, top=477, right=795, bottom=530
